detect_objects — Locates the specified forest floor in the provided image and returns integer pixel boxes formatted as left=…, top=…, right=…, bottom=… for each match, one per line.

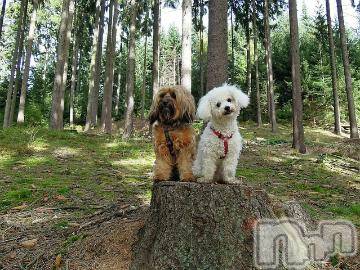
left=0, top=120, right=359, bottom=269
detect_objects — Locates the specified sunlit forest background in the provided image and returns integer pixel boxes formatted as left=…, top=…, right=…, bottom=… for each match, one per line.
left=0, top=0, right=359, bottom=134
left=0, top=1, right=360, bottom=268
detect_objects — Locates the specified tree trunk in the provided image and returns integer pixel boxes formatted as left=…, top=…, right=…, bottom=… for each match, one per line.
left=11, top=0, right=30, bottom=124
left=115, top=35, right=123, bottom=117
left=10, top=30, right=27, bottom=125
left=131, top=182, right=307, bottom=269
left=173, top=48, right=176, bottom=84
left=100, top=0, right=119, bottom=134
left=60, top=0, right=75, bottom=128
left=336, top=0, right=359, bottom=138
left=0, top=0, right=6, bottom=41
left=325, top=0, right=341, bottom=135
left=206, top=0, right=228, bottom=92
left=289, top=0, right=306, bottom=154
left=245, top=17, right=251, bottom=95
left=141, top=32, right=148, bottom=120
left=17, top=0, right=38, bottom=124
left=123, top=0, right=137, bottom=139
left=3, top=0, right=27, bottom=128
left=152, top=0, right=160, bottom=98
left=199, top=0, right=204, bottom=97
left=264, top=0, right=277, bottom=133
left=252, top=0, right=261, bottom=127
left=69, top=24, right=80, bottom=128
left=181, top=0, right=192, bottom=92
left=76, top=49, right=83, bottom=110
left=85, top=0, right=106, bottom=131
left=84, top=0, right=101, bottom=131
left=50, top=0, right=74, bottom=130
left=230, top=4, right=235, bottom=70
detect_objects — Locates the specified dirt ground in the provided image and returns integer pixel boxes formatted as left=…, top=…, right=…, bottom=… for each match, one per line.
left=0, top=122, right=359, bottom=269
left=0, top=203, right=147, bottom=270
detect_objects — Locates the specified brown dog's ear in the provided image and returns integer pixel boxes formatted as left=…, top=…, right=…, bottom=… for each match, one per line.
left=180, top=111, right=194, bottom=123
left=148, top=106, right=159, bottom=125
left=174, top=85, right=196, bottom=124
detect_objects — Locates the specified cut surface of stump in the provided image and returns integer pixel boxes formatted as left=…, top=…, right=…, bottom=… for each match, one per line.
left=131, top=181, right=281, bottom=270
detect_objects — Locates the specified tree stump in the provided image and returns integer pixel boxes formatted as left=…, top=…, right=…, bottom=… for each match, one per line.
left=131, top=181, right=284, bottom=270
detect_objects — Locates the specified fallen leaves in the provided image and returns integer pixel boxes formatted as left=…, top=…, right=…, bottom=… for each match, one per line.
left=55, top=254, right=62, bottom=269
left=8, top=251, right=16, bottom=260
left=20, top=238, right=38, bottom=249
left=55, top=195, right=67, bottom=202
left=11, top=204, right=28, bottom=211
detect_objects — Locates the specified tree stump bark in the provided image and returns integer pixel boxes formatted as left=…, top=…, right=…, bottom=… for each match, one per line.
left=131, top=182, right=285, bottom=270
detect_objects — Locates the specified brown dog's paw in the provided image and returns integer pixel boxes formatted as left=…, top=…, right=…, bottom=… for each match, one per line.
left=181, top=177, right=196, bottom=182
left=180, top=173, right=196, bottom=182
left=153, top=178, right=168, bottom=183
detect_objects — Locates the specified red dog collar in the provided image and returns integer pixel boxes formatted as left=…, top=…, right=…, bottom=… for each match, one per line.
left=210, top=127, right=233, bottom=159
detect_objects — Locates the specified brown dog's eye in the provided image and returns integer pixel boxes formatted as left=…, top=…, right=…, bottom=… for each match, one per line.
left=160, top=93, right=165, bottom=98
left=216, top=102, right=221, bottom=108
left=227, top=98, right=232, bottom=102
left=170, top=92, right=176, bottom=99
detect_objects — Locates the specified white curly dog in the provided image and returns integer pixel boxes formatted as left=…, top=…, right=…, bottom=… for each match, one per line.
left=193, top=84, right=249, bottom=184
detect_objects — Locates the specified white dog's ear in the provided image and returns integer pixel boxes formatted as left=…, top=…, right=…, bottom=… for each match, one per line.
left=232, top=86, right=250, bottom=108
left=196, top=95, right=211, bottom=121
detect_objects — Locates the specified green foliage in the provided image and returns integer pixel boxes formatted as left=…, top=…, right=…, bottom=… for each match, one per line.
left=0, top=1, right=359, bottom=128
left=271, top=7, right=360, bottom=125
left=0, top=126, right=154, bottom=212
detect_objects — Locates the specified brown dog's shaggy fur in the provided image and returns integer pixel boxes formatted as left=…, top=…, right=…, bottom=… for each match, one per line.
left=149, top=85, right=196, bottom=182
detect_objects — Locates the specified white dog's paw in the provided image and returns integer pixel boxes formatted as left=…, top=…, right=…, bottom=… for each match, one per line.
left=197, top=177, right=212, bottom=184
left=192, top=166, right=201, bottom=178
left=223, top=177, right=242, bottom=185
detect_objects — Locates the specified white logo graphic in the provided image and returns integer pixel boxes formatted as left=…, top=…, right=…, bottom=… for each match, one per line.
left=254, top=219, right=358, bottom=269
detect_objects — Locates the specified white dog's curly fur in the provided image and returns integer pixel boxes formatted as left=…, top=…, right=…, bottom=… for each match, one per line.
left=193, top=84, right=249, bottom=184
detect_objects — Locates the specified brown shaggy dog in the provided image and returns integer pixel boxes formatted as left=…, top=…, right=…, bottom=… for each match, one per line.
left=149, top=85, right=196, bottom=182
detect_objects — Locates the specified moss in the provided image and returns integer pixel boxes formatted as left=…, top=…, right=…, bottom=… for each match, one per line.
left=0, top=127, right=154, bottom=213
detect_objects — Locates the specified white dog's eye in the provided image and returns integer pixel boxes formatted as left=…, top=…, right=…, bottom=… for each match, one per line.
left=216, top=102, right=221, bottom=108
left=227, top=98, right=232, bottom=102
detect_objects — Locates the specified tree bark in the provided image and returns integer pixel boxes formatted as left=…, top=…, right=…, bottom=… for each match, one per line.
left=100, top=0, right=119, bottom=134
left=69, top=22, right=80, bottom=128
left=123, top=0, right=137, bottom=139
left=0, top=0, right=6, bottom=41
left=3, top=0, right=27, bottom=128
left=115, top=34, right=123, bottom=117
left=10, top=0, right=28, bottom=126
left=336, top=0, right=359, bottom=138
left=199, top=0, right=204, bottom=97
left=17, top=0, right=38, bottom=124
left=59, top=0, right=75, bottom=129
left=131, top=182, right=285, bottom=269
left=173, top=48, right=176, bottom=84
left=230, top=4, right=235, bottom=70
left=325, top=0, right=341, bottom=135
left=264, top=0, right=277, bottom=133
left=50, top=0, right=74, bottom=130
left=141, top=31, right=148, bottom=120
left=85, top=0, right=106, bottom=131
left=252, top=0, right=261, bottom=127
left=181, top=0, right=192, bottom=92
left=289, top=0, right=306, bottom=153
left=245, top=15, right=252, bottom=95
left=206, top=0, right=228, bottom=92
left=152, top=0, right=160, bottom=99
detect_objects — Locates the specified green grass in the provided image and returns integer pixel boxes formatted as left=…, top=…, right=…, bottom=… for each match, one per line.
left=239, top=122, right=360, bottom=226
left=0, top=127, right=154, bottom=213
left=0, top=123, right=359, bottom=229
